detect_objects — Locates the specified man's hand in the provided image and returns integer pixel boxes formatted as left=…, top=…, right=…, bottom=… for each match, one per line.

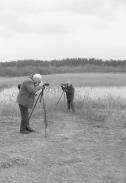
left=39, top=81, right=44, bottom=88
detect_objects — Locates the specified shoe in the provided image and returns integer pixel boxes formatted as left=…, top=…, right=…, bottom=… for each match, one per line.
left=26, top=126, right=35, bottom=132
left=20, top=130, right=30, bottom=134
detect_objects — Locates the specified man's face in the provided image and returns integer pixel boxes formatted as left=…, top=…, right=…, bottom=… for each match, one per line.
left=34, top=78, right=41, bottom=86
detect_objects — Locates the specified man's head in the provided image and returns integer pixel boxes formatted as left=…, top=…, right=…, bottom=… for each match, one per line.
left=32, top=74, right=42, bottom=85
left=67, top=80, right=71, bottom=86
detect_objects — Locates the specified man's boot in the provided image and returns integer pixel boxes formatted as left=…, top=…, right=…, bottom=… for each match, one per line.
left=20, top=130, right=30, bottom=134
left=26, top=126, right=35, bottom=132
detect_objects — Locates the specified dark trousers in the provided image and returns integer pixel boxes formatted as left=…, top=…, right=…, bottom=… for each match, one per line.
left=67, top=99, right=74, bottom=112
left=19, top=104, right=29, bottom=132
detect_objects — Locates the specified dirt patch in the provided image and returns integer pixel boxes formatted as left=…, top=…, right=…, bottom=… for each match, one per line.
left=0, top=110, right=126, bottom=182
left=0, top=157, right=27, bottom=169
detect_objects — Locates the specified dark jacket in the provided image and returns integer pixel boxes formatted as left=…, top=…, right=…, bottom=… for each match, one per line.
left=17, top=77, right=41, bottom=108
left=65, top=85, right=74, bottom=101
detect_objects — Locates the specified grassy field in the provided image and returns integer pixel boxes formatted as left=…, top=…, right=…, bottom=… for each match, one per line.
left=0, top=73, right=126, bottom=182
left=43, top=73, right=126, bottom=87
left=0, top=92, right=126, bottom=182
left=1, top=73, right=126, bottom=89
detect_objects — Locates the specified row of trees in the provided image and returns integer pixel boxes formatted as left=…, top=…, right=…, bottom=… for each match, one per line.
left=1, top=58, right=126, bottom=67
left=1, top=58, right=126, bottom=76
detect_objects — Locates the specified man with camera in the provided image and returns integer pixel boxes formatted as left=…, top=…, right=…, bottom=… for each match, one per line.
left=61, top=81, right=75, bottom=112
left=17, top=73, right=44, bottom=134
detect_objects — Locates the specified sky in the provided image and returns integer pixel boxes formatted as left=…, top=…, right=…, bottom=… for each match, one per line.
left=0, top=0, right=126, bottom=62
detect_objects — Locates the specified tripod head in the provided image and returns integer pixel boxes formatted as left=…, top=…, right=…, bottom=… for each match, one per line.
left=61, top=83, right=68, bottom=92
left=43, top=82, right=50, bottom=87
left=39, top=82, right=50, bottom=102
left=39, top=82, right=50, bottom=92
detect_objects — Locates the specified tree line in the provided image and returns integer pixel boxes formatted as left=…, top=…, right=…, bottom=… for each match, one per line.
left=1, top=58, right=126, bottom=76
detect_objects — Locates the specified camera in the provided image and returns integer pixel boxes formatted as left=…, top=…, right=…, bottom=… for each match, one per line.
left=43, top=82, right=50, bottom=87
left=17, top=83, right=21, bottom=90
left=61, top=83, right=68, bottom=91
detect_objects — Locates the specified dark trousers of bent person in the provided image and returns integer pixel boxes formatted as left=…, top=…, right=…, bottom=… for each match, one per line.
left=19, top=104, right=29, bottom=132
left=67, top=99, right=74, bottom=112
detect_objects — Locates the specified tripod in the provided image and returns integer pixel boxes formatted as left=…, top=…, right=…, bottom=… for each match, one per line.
left=55, top=90, right=66, bottom=109
left=28, top=86, right=47, bottom=137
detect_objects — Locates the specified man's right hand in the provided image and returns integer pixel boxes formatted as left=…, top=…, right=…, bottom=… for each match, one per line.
left=39, top=81, right=44, bottom=88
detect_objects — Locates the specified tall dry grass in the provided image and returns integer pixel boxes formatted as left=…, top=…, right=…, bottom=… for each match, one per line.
left=0, top=86, right=126, bottom=125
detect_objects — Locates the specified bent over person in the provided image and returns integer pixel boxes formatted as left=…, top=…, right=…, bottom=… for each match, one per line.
left=17, top=74, right=43, bottom=134
left=62, top=81, right=75, bottom=112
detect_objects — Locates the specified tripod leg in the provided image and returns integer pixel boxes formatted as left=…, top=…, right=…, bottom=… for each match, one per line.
left=55, top=91, right=64, bottom=109
left=28, top=93, right=41, bottom=120
left=42, top=97, right=47, bottom=137
left=40, top=90, right=44, bottom=103
left=63, top=92, right=66, bottom=108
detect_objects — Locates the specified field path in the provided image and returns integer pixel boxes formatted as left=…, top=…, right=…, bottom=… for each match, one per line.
left=0, top=111, right=126, bottom=183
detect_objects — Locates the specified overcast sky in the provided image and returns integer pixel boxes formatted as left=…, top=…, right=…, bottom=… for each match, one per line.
left=0, top=0, right=126, bottom=61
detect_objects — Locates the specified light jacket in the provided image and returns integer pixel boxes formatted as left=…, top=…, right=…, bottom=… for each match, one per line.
left=17, top=76, right=41, bottom=108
